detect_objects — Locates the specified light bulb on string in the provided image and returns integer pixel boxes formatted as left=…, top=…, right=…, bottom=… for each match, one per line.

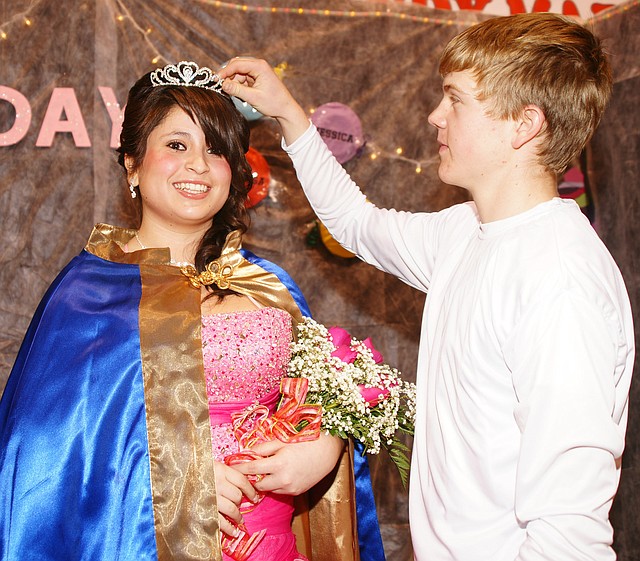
left=112, top=0, right=169, bottom=66
left=364, top=140, right=435, bottom=173
left=195, top=0, right=471, bottom=27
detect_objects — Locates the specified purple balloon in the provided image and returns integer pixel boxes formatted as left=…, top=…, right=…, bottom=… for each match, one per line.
left=310, top=102, right=364, bottom=163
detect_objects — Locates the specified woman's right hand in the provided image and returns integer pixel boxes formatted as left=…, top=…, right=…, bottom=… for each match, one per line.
left=214, top=460, right=259, bottom=537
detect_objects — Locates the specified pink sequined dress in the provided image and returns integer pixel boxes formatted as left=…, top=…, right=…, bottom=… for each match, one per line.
left=202, top=306, right=308, bottom=561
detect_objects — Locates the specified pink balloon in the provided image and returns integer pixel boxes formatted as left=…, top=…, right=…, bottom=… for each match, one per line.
left=310, top=102, right=364, bottom=164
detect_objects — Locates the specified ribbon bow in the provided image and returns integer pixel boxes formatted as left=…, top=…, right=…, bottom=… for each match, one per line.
left=221, top=378, right=322, bottom=561
left=231, top=378, right=322, bottom=450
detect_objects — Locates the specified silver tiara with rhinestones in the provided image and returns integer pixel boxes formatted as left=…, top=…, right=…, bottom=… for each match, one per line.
left=150, top=61, right=224, bottom=94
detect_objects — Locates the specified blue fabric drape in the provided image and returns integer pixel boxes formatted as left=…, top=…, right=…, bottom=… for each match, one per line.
left=0, top=251, right=158, bottom=560
left=354, top=441, right=387, bottom=561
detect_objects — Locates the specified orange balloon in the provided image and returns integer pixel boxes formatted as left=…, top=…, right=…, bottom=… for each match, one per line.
left=319, top=222, right=356, bottom=258
left=245, top=147, right=271, bottom=208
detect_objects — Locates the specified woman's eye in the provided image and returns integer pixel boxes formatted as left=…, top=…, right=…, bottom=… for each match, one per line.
left=167, top=141, right=186, bottom=151
left=207, top=147, right=222, bottom=156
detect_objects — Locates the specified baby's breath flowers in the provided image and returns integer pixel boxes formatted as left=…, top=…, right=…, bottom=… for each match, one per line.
left=288, top=317, right=416, bottom=487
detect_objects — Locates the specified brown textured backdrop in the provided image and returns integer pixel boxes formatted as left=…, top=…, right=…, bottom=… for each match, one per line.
left=0, top=1, right=637, bottom=558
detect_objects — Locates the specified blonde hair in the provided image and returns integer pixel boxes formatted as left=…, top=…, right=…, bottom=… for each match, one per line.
left=440, top=13, right=612, bottom=174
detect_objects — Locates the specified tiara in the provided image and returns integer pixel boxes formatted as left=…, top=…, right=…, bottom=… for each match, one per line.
left=150, top=61, right=224, bottom=93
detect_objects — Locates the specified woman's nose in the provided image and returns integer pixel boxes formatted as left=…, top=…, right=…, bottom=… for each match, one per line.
left=187, top=150, right=210, bottom=173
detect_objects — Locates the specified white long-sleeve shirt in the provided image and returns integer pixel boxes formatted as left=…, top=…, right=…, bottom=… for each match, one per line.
left=284, top=125, right=635, bottom=561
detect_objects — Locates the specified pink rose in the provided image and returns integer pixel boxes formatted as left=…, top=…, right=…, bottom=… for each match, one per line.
left=328, top=326, right=358, bottom=364
left=328, top=326, right=351, bottom=347
left=331, top=345, right=358, bottom=363
left=358, top=384, right=389, bottom=407
left=358, top=374, right=399, bottom=407
left=362, top=337, right=383, bottom=363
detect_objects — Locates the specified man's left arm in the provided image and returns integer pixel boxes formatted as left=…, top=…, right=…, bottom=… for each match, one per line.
left=509, top=292, right=628, bottom=561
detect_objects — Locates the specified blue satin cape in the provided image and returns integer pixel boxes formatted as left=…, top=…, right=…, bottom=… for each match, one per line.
left=0, top=224, right=385, bottom=561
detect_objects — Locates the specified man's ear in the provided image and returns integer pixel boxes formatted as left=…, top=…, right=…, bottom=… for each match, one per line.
left=124, top=155, right=138, bottom=186
left=512, top=105, right=546, bottom=150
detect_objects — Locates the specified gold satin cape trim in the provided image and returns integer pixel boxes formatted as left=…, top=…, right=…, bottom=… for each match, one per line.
left=293, top=440, right=361, bottom=561
left=86, top=224, right=360, bottom=561
left=182, top=230, right=304, bottom=325
left=87, top=223, right=220, bottom=561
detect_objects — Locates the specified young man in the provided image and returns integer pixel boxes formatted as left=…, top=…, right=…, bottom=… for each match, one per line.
left=219, top=13, right=635, bottom=560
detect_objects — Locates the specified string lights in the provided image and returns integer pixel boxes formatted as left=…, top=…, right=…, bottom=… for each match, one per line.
left=3, top=0, right=636, bottom=50
left=108, top=0, right=471, bottom=67
left=3, top=0, right=634, bottom=172
left=113, top=0, right=169, bottom=66
left=363, top=140, right=438, bottom=174
left=0, top=0, right=43, bottom=42
left=194, top=0, right=469, bottom=26
left=586, top=0, right=639, bottom=22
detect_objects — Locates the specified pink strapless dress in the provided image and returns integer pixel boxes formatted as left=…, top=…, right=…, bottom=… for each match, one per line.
left=202, top=307, right=309, bottom=561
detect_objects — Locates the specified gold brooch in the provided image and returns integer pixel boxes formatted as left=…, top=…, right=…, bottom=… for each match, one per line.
left=181, top=260, right=234, bottom=289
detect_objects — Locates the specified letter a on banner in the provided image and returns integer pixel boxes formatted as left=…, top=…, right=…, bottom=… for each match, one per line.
left=36, top=87, right=91, bottom=147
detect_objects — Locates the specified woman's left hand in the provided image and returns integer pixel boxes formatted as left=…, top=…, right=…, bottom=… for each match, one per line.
left=232, top=432, right=345, bottom=495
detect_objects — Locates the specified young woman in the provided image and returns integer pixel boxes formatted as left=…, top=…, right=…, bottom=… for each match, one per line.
left=0, top=62, right=354, bottom=561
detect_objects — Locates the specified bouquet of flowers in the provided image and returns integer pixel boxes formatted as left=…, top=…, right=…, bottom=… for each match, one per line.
left=287, top=317, right=416, bottom=487
left=221, top=317, right=416, bottom=560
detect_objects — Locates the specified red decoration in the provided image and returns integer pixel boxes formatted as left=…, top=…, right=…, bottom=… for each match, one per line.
left=245, top=147, right=271, bottom=208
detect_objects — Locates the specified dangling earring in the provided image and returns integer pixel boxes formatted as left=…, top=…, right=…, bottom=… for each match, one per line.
left=129, top=182, right=137, bottom=199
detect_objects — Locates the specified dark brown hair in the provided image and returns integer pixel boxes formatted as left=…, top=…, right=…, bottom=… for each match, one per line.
left=117, top=70, right=253, bottom=296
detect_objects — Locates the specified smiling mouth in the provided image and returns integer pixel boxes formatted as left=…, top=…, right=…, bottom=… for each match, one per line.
left=174, top=182, right=210, bottom=194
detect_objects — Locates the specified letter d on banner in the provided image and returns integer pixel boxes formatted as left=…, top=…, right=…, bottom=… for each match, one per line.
left=0, top=86, right=32, bottom=146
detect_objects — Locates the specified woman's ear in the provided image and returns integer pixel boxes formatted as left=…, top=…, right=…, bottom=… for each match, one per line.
left=124, top=155, right=138, bottom=186
left=512, top=105, right=546, bottom=150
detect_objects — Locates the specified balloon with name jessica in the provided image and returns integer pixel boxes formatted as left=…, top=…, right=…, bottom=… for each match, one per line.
left=310, top=102, right=364, bottom=164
